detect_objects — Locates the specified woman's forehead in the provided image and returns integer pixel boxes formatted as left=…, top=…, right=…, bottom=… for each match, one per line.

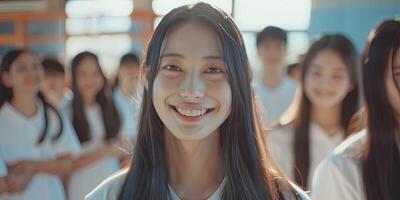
left=162, top=21, right=223, bottom=57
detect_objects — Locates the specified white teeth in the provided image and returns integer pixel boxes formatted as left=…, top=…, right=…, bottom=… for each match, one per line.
left=176, top=107, right=207, bottom=117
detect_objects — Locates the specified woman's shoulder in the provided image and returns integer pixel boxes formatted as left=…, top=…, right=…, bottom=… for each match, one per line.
left=264, top=122, right=295, bottom=144
left=314, top=130, right=366, bottom=180
left=85, top=168, right=128, bottom=200
left=330, top=129, right=367, bottom=164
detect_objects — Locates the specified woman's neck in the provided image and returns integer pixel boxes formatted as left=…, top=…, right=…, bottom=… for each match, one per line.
left=311, top=104, right=342, bottom=136
left=82, top=95, right=97, bottom=106
left=262, top=68, right=284, bottom=90
left=10, top=92, right=38, bottom=117
left=165, top=129, right=223, bottom=200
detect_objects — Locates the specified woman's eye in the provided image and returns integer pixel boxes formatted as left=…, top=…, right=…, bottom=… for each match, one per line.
left=206, top=67, right=224, bottom=74
left=162, top=65, right=181, bottom=72
left=333, top=74, right=344, bottom=80
left=16, top=64, right=27, bottom=72
left=312, top=71, right=322, bottom=77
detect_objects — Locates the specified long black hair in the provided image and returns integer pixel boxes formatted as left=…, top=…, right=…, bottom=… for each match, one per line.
left=292, top=34, right=359, bottom=188
left=0, top=49, right=63, bottom=144
left=70, top=51, right=121, bottom=143
left=362, top=19, right=400, bottom=200
left=118, top=3, right=300, bottom=200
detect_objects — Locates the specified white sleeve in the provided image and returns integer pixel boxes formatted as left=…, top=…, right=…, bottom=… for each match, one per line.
left=53, top=111, right=82, bottom=157
left=311, top=157, right=362, bottom=200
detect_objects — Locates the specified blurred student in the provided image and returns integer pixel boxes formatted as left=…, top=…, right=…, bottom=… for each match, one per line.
left=266, top=34, right=359, bottom=189
left=0, top=49, right=81, bottom=200
left=254, top=26, right=297, bottom=126
left=312, top=19, right=400, bottom=200
left=67, top=51, right=124, bottom=200
left=41, top=57, right=72, bottom=110
left=113, top=53, right=141, bottom=141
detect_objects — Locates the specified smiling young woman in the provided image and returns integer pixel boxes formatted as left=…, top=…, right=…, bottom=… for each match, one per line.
left=86, top=3, right=309, bottom=200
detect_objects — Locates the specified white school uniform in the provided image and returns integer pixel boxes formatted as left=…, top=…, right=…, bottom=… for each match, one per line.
left=85, top=169, right=310, bottom=200
left=0, top=153, right=7, bottom=199
left=311, top=130, right=368, bottom=200
left=266, top=122, right=344, bottom=187
left=60, top=90, right=73, bottom=112
left=254, top=77, right=296, bottom=126
left=68, top=104, right=120, bottom=200
left=0, top=101, right=81, bottom=200
left=0, top=152, right=6, bottom=177
left=113, top=88, right=140, bottom=140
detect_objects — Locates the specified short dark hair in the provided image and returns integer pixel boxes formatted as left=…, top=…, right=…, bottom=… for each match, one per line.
left=42, top=57, right=65, bottom=75
left=256, top=26, right=287, bottom=48
left=120, top=53, right=139, bottom=67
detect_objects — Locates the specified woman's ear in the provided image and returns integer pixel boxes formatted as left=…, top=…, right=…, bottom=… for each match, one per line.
left=1, top=72, right=12, bottom=88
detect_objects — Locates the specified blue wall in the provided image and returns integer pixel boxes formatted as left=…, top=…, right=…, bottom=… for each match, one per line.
left=309, top=3, right=400, bottom=52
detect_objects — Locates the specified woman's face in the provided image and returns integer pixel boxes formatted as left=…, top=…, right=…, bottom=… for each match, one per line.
left=1, top=52, right=44, bottom=97
left=118, top=62, right=140, bottom=83
left=152, top=21, right=232, bottom=140
left=118, top=62, right=140, bottom=95
left=304, top=49, right=353, bottom=109
left=76, top=57, right=104, bottom=100
left=386, top=48, right=400, bottom=119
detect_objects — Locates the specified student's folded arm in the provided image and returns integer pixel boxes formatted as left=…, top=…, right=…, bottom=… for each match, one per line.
left=72, top=141, right=125, bottom=170
left=8, top=155, right=74, bottom=178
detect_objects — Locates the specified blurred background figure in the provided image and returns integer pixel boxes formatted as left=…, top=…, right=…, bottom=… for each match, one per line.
left=312, top=19, right=400, bottom=200
left=254, top=26, right=297, bottom=126
left=113, top=53, right=141, bottom=141
left=41, top=57, right=72, bottom=110
left=67, top=51, right=124, bottom=200
left=266, top=34, right=360, bottom=189
left=0, top=49, right=81, bottom=200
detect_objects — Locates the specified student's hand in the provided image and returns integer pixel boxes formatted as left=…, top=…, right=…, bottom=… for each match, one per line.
left=55, top=154, right=74, bottom=178
left=6, top=169, right=34, bottom=193
left=0, top=177, right=8, bottom=193
left=7, top=160, right=37, bottom=175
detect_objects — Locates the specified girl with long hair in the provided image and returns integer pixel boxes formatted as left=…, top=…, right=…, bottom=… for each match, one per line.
left=0, top=49, right=81, bottom=199
left=266, top=34, right=359, bottom=189
left=312, top=19, right=400, bottom=200
left=67, top=51, right=124, bottom=200
left=87, top=3, right=309, bottom=200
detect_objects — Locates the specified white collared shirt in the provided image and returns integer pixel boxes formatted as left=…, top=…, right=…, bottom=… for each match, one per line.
left=266, top=122, right=344, bottom=187
left=85, top=169, right=225, bottom=200
left=67, top=104, right=120, bottom=200
left=311, top=130, right=367, bottom=200
left=0, top=101, right=81, bottom=200
left=0, top=153, right=6, bottom=177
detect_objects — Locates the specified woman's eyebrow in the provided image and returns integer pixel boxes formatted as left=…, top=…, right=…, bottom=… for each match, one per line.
left=161, top=53, right=224, bottom=61
left=161, top=52, right=184, bottom=58
left=203, top=55, right=224, bottom=60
